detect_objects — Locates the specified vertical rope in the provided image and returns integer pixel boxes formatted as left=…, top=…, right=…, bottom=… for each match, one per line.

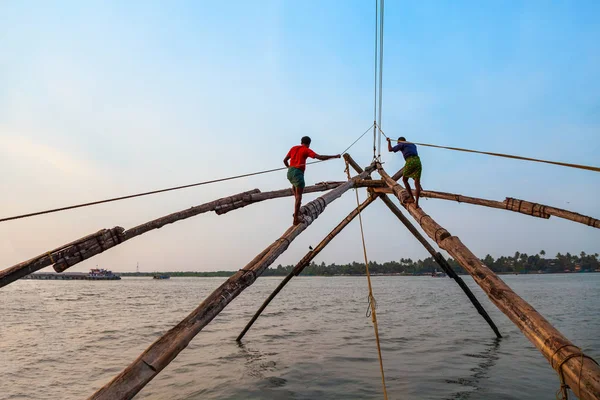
left=345, top=163, right=389, bottom=400
left=373, top=0, right=379, bottom=159
left=376, top=0, right=385, bottom=159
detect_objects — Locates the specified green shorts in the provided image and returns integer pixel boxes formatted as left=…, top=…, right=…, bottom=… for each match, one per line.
left=403, top=156, right=422, bottom=180
left=287, top=167, right=305, bottom=189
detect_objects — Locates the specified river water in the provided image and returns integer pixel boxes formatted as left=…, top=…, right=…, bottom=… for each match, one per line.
left=2, top=274, right=599, bottom=399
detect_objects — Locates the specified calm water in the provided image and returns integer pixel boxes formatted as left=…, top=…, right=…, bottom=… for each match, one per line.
left=1, top=274, right=599, bottom=400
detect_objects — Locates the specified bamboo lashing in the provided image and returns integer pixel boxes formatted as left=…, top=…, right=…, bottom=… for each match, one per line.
left=376, top=162, right=600, bottom=400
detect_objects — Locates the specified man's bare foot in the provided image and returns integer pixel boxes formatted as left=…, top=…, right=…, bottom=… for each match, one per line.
left=293, top=214, right=304, bottom=225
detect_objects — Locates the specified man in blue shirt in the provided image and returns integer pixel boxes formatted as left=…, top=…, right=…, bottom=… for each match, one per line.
left=387, top=136, right=423, bottom=208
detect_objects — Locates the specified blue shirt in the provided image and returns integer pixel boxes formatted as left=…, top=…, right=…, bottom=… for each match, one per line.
left=391, top=142, right=418, bottom=160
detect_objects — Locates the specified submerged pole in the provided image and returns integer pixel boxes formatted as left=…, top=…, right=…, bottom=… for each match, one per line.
left=378, top=193, right=501, bottom=338
left=88, top=165, right=375, bottom=400
left=236, top=193, right=378, bottom=342
left=376, top=163, right=600, bottom=400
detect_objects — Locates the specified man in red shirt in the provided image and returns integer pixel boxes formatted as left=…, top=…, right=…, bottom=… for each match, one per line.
left=284, top=136, right=340, bottom=225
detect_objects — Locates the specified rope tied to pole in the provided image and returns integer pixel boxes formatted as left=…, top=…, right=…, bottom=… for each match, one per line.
left=345, top=161, right=388, bottom=400
left=551, top=344, right=600, bottom=400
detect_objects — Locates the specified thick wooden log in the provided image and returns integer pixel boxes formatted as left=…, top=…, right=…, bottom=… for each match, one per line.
left=236, top=193, right=379, bottom=341
left=50, top=183, right=345, bottom=274
left=363, top=183, right=600, bottom=229
left=377, top=163, right=600, bottom=400
left=88, top=166, right=374, bottom=400
left=378, top=194, right=501, bottom=338
left=0, top=228, right=124, bottom=288
left=214, top=181, right=344, bottom=214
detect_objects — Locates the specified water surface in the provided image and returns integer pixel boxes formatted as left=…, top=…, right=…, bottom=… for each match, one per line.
left=2, top=274, right=599, bottom=399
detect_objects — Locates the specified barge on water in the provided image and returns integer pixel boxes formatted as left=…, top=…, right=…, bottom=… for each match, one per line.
left=23, top=268, right=121, bottom=281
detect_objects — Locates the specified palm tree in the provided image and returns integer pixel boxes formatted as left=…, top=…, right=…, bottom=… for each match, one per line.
left=540, top=250, right=546, bottom=257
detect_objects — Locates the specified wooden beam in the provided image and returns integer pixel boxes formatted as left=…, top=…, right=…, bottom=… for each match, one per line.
left=53, top=182, right=345, bottom=273
left=236, top=192, right=379, bottom=342
left=88, top=166, right=375, bottom=400
left=376, top=163, right=600, bottom=400
left=343, top=153, right=364, bottom=174
left=378, top=193, right=501, bottom=338
left=0, top=182, right=346, bottom=289
left=362, top=183, right=600, bottom=229
left=0, top=228, right=125, bottom=289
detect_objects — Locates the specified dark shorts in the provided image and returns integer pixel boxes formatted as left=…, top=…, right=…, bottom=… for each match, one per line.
left=287, top=167, right=305, bottom=189
left=403, top=156, right=422, bottom=180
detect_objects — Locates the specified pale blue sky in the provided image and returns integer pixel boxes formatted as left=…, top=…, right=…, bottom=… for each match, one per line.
left=1, top=1, right=599, bottom=272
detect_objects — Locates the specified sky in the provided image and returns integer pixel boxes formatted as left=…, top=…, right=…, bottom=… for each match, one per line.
left=1, top=0, right=599, bottom=273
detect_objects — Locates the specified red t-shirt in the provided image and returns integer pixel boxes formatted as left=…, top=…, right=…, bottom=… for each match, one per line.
left=286, top=145, right=317, bottom=172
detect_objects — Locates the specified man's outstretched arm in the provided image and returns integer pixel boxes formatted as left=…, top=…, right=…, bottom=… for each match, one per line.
left=314, top=154, right=341, bottom=161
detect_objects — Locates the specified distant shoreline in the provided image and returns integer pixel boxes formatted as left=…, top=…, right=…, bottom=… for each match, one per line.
left=116, top=271, right=600, bottom=278
left=114, top=251, right=599, bottom=278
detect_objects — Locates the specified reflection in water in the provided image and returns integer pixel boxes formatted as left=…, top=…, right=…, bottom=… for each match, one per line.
left=445, top=338, right=502, bottom=399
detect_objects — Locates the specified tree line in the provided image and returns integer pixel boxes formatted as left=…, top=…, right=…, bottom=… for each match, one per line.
left=119, top=250, right=600, bottom=277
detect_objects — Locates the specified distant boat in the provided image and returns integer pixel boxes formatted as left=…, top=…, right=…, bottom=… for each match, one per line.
left=153, top=274, right=170, bottom=280
left=431, top=270, right=446, bottom=278
left=88, top=268, right=121, bottom=280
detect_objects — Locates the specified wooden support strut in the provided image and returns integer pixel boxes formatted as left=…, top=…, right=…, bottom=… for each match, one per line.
left=0, top=182, right=345, bottom=289
left=376, top=162, right=600, bottom=400
left=361, top=181, right=600, bottom=229
left=377, top=194, right=502, bottom=338
left=236, top=193, right=379, bottom=342
left=88, top=165, right=375, bottom=400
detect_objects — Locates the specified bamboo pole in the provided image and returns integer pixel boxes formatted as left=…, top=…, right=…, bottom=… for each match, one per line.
left=236, top=193, right=379, bottom=342
left=376, top=163, right=600, bottom=400
left=0, top=228, right=125, bottom=289
left=360, top=181, right=600, bottom=229
left=88, top=166, right=374, bottom=400
left=53, top=182, right=344, bottom=273
left=378, top=193, right=502, bottom=338
left=0, top=182, right=345, bottom=289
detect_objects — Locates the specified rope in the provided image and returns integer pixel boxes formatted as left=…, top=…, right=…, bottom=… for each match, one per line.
left=376, top=0, right=385, bottom=159
left=0, top=125, right=373, bottom=224
left=551, top=344, right=600, bottom=400
left=340, top=123, right=375, bottom=155
left=377, top=125, right=600, bottom=173
left=345, top=162, right=388, bottom=400
left=372, top=0, right=378, bottom=158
